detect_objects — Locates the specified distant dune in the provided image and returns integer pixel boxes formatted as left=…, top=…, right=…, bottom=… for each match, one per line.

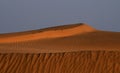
left=0, top=23, right=120, bottom=73
left=0, top=23, right=95, bottom=43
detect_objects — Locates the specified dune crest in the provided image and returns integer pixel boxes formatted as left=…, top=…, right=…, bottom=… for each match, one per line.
left=0, top=23, right=120, bottom=73
left=0, top=23, right=120, bottom=53
left=0, top=23, right=96, bottom=43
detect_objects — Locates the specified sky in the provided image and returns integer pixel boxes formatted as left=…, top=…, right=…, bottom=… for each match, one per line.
left=0, top=0, right=120, bottom=33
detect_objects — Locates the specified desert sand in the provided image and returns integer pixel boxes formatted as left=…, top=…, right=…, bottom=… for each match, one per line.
left=0, top=23, right=120, bottom=73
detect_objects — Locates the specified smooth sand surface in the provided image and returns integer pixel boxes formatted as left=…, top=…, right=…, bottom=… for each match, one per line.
left=0, top=23, right=120, bottom=73
left=0, top=23, right=95, bottom=43
left=0, top=23, right=120, bottom=53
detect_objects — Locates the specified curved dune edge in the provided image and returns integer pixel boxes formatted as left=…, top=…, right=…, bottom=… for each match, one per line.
left=0, top=23, right=120, bottom=73
left=0, top=23, right=95, bottom=43
left=0, top=23, right=120, bottom=53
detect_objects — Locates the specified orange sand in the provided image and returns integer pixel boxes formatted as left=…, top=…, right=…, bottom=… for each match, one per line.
left=0, top=23, right=120, bottom=53
left=0, top=23, right=120, bottom=73
left=0, top=23, right=95, bottom=43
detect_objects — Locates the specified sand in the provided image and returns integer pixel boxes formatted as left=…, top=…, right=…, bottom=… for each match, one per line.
left=0, top=23, right=120, bottom=73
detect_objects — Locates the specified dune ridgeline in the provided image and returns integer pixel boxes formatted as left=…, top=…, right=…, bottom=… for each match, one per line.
left=0, top=23, right=120, bottom=73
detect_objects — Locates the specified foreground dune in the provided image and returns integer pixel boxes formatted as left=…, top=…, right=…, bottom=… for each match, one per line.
left=0, top=23, right=120, bottom=73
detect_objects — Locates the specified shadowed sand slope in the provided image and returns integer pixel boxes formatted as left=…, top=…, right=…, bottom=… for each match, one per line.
left=0, top=23, right=120, bottom=53
left=0, top=23, right=120, bottom=73
left=0, top=51, right=120, bottom=73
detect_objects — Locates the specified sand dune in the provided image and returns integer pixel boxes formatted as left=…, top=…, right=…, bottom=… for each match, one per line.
left=0, top=23, right=95, bottom=43
left=0, top=23, right=120, bottom=73
left=0, top=51, right=120, bottom=73
left=0, top=23, right=120, bottom=53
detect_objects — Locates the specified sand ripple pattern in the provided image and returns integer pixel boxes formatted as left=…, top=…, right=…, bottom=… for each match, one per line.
left=0, top=51, right=120, bottom=73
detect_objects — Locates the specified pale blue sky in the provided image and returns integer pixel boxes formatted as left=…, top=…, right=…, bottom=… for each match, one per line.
left=0, top=0, right=120, bottom=33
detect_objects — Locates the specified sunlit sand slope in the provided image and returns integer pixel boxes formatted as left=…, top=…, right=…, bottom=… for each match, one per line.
left=0, top=23, right=120, bottom=53
left=0, top=23, right=95, bottom=43
left=0, top=23, right=120, bottom=73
